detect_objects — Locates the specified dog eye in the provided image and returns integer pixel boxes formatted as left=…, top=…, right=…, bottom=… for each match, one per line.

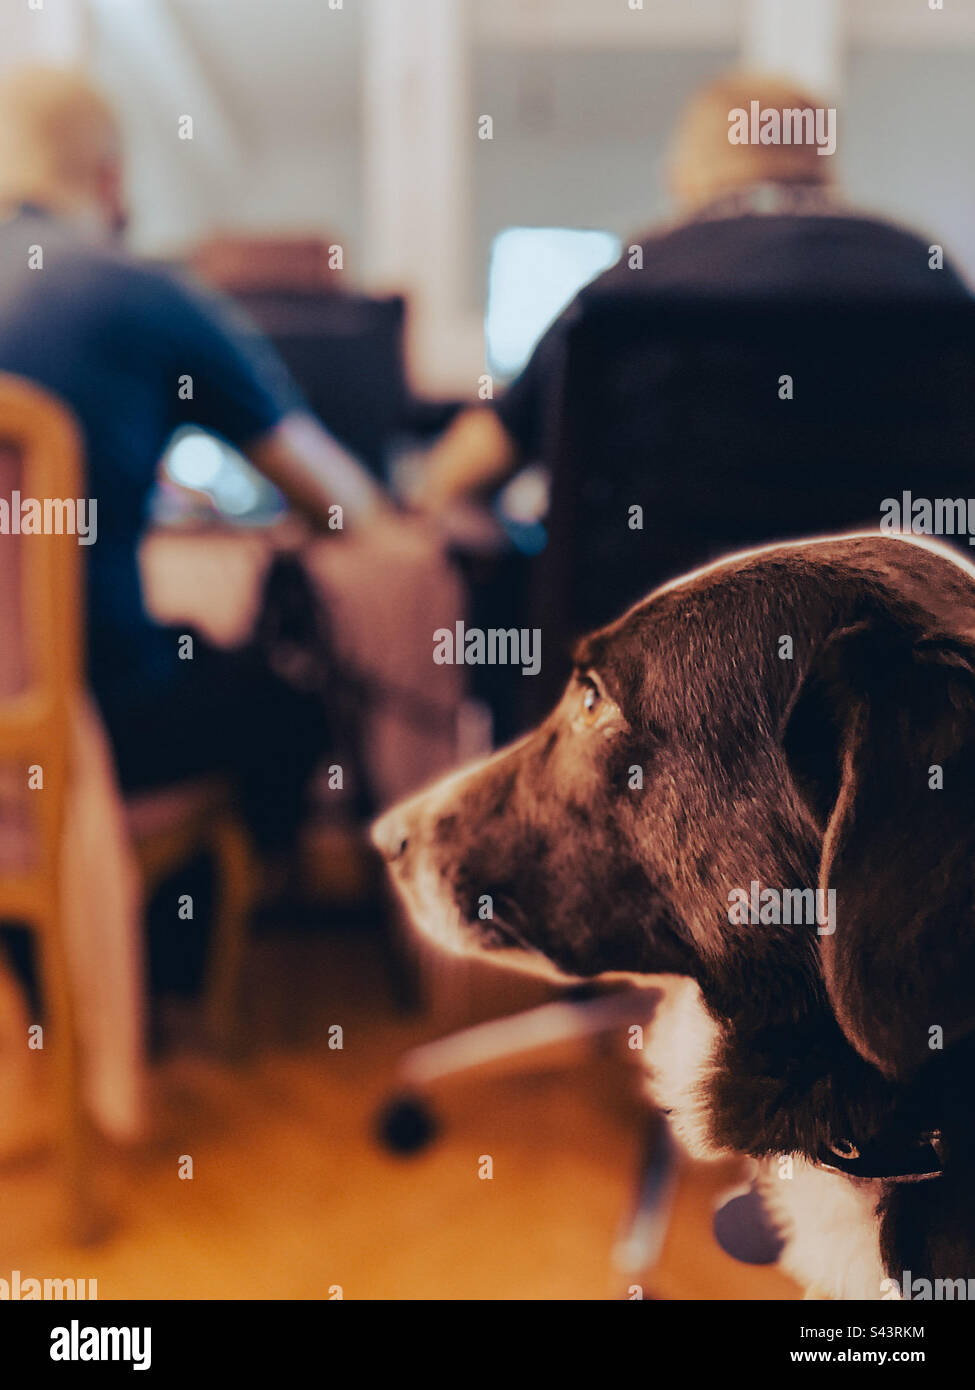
left=580, top=678, right=602, bottom=721
left=571, top=669, right=620, bottom=732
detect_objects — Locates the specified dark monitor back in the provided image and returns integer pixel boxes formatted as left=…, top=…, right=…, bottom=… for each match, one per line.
left=236, top=290, right=408, bottom=475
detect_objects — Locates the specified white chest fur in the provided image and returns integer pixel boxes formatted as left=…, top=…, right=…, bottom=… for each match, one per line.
left=639, top=977, right=890, bottom=1299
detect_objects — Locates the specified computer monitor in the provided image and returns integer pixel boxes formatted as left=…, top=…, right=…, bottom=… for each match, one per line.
left=484, top=226, right=621, bottom=381
left=156, top=427, right=284, bottom=525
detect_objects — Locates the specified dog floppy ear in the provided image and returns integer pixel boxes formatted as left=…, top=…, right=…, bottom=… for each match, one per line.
left=782, top=619, right=975, bottom=1081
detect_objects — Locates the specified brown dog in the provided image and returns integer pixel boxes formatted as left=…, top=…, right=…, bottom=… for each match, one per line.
left=374, top=533, right=975, bottom=1299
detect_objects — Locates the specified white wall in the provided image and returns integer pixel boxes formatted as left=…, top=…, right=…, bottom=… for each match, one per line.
left=72, top=0, right=975, bottom=391
left=0, top=0, right=87, bottom=71
left=469, top=45, right=736, bottom=313
left=842, top=47, right=975, bottom=283
left=88, top=0, right=364, bottom=259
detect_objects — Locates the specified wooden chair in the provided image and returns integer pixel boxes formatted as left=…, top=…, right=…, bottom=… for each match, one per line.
left=0, top=375, right=89, bottom=1237
left=0, top=374, right=257, bottom=1239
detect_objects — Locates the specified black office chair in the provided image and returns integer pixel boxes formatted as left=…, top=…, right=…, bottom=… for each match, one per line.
left=377, top=984, right=675, bottom=1290
left=529, top=292, right=975, bottom=710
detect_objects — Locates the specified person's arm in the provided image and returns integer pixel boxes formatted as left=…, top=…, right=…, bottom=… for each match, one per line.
left=413, top=406, right=519, bottom=512
left=414, top=311, right=572, bottom=513
left=245, top=411, right=392, bottom=529
left=159, top=269, right=391, bottom=529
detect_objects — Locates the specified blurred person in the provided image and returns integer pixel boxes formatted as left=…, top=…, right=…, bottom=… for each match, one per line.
left=416, top=71, right=972, bottom=511
left=0, top=66, right=396, bottom=860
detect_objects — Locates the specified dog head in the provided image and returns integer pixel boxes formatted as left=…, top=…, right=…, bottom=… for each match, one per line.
left=374, top=533, right=975, bottom=1285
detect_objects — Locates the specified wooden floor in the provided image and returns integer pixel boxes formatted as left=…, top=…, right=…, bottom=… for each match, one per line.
left=0, top=923, right=799, bottom=1300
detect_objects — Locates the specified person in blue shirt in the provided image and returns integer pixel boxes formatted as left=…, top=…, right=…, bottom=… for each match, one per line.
left=0, top=66, right=392, bottom=854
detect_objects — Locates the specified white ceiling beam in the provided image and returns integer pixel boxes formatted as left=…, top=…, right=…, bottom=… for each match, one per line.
left=362, top=0, right=483, bottom=392
left=742, top=0, right=842, bottom=95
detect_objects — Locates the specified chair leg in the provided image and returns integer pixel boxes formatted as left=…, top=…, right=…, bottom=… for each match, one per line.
left=204, top=815, right=257, bottom=1058
left=395, top=989, right=662, bottom=1089
left=36, top=915, right=104, bottom=1244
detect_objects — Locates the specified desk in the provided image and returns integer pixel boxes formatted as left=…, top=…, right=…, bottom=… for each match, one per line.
left=140, top=522, right=467, bottom=814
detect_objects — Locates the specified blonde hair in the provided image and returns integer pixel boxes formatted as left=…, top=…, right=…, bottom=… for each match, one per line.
left=0, top=66, right=121, bottom=215
left=668, top=71, right=836, bottom=212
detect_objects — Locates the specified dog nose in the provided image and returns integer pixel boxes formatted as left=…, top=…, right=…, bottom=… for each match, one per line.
left=371, top=810, right=410, bottom=863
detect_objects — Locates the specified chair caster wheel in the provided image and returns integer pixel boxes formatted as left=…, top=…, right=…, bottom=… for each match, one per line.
left=375, top=1092, right=439, bottom=1155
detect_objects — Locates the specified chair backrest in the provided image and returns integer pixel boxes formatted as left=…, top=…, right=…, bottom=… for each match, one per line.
left=0, top=374, right=83, bottom=704
left=530, top=294, right=975, bottom=706
left=0, top=375, right=84, bottom=868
